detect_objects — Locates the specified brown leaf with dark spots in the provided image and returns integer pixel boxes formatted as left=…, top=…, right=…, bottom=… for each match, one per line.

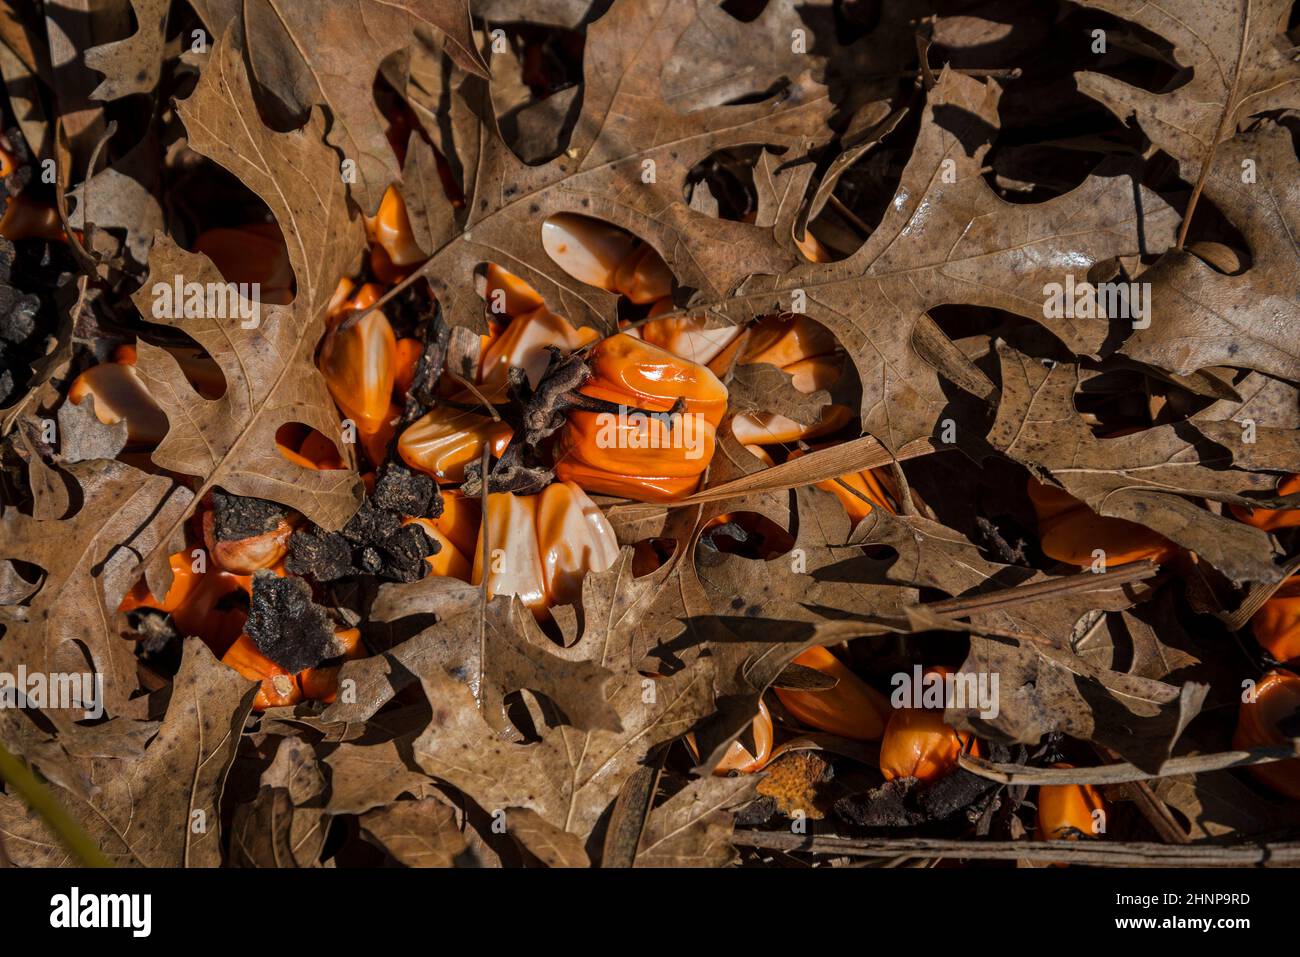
left=360, top=797, right=471, bottom=868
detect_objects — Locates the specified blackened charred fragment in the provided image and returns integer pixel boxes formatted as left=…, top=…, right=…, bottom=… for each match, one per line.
left=287, top=499, right=435, bottom=583
left=373, top=459, right=438, bottom=517
left=400, top=301, right=451, bottom=423
left=356, top=521, right=433, bottom=582
left=246, top=571, right=340, bottom=673
left=285, top=527, right=354, bottom=581
left=211, top=489, right=288, bottom=541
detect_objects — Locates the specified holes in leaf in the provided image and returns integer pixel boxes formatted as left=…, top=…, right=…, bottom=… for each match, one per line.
left=683, top=147, right=761, bottom=222
left=976, top=5, right=1182, bottom=203
left=539, top=213, right=674, bottom=310
left=1, top=559, right=45, bottom=605
left=720, top=0, right=768, bottom=23
left=1074, top=367, right=1219, bottom=435
left=632, top=538, right=678, bottom=577
left=149, top=330, right=227, bottom=400
left=489, top=23, right=586, bottom=165
left=927, top=304, right=1037, bottom=345
left=275, top=423, right=347, bottom=470
left=501, top=689, right=546, bottom=744
left=804, top=108, right=922, bottom=261
left=700, top=512, right=795, bottom=560
left=541, top=213, right=639, bottom=290
left=859, top=543, right=897, bottom=562
left=189, top=220, right=295, bottom=306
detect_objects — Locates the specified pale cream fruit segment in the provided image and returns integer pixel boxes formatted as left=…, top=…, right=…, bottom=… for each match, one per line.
left=536, top=481, right=619, bottom=606
left=541, top=214, right=638, bottom=291
left=398, top=407, right=513, bottom=484
left=68, top=362, right=169, bottom=446
left=473, top=492, right=547, bottom=611
left=478, top=306, right=599, bottom=399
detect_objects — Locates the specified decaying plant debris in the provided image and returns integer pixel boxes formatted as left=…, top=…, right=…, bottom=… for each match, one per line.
left=0, top=0, right=1299, bottom=869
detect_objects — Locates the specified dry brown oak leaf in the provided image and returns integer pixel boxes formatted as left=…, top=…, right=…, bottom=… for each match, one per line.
left=322, top=576, right=622, bottom=735
left=849, top=508, right=1207, bottom=771
left=1119, top=125, right=1300, bottom=382
left=129, top=24, right=366, bottom=593
left=1075, top=0, right=1300, bottom=189
left=634, top=773, right=757, bottom=868
left=228, top=736, right=329, bottom=868
left=671, top=483, right=912, bottom=772
left=399, top=0, right=834, bottom=334
left=83, top=0, right=169, bottom=102
left=689, top=67, right=1179, bottom=453
left=658, top=0, right=918, bottom=115
left=0, top=638, right=255, bottom=866
left=233, top=0, right=487, bottom=214
left=0, top=458, right=192, bottom=718
left=413, top=549, right=718, bottom=852
left=360, top=797, right=473, bottom=868
left=985, top=338, right=1291, bottom=583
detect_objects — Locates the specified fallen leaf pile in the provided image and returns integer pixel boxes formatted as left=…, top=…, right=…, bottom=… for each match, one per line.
left=1, top=0, right=1299, bottom=869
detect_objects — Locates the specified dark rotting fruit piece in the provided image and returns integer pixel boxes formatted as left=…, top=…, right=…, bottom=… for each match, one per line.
left=285, top=527, right=354, bottom=581
left=373, top=458, right=438, bottom=517
left=245, top=570, right=341, bottom=673
left=211, top=489, right=289, bottom=541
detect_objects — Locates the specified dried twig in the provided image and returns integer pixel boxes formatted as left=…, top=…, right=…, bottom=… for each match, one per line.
left=958, top=740, right=1300, bottom=785
left=920, top=561, right=1160, bottom=617
left=733, top=830, right=1300, bottom=866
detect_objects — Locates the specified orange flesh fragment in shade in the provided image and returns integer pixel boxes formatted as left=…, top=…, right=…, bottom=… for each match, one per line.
left=1231, top=474, right=1300, bottom=532
left=773, top=645, right=888, bottom=741
left=1234, top=669, right=1300, bottom=799
left=878, top=669, right=978, bottom=783
left=710, top=699, right=775, bottom=775
left=394, top=337, right=423, bottom=398
left=193, top=224, right=295, bottom=304
left=1028, top=479, right=1179, bottom=567
left=1036, top=765, right=1106, bottom=841
left=404, top=516, right=472, bottom=580
left=319, top=302, right=398, bottom=436
left=1251, top=575, right=1300, bottom=664
left=118, top=552, right=202, bottom=614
